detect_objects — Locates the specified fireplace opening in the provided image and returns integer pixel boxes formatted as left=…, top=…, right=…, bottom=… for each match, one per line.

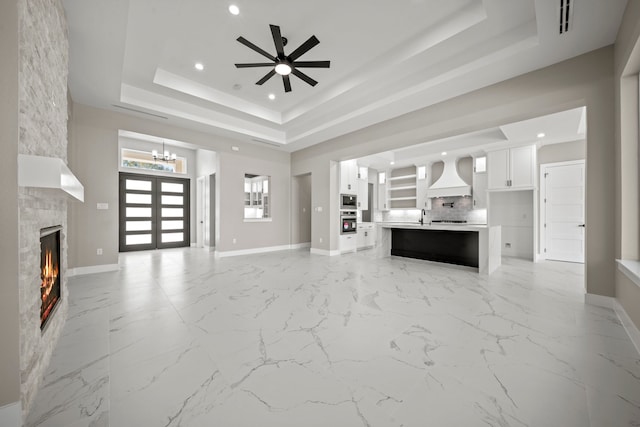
left=40, top=225, right=61, bottom=330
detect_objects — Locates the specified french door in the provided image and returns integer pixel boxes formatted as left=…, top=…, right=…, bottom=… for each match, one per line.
left=119, top=172, right=190, bottom=252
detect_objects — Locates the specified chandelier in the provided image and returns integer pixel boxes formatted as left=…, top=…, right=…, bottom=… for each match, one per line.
left=152, top=141, right=177, bottom=163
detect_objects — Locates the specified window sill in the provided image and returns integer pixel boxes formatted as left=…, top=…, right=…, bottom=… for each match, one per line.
left=617, top=259, right=640, bottom=290
left=243, top=218, right=273, bottom=223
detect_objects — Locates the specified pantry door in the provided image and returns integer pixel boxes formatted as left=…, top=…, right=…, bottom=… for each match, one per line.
left=541, top=161, right=585, bottom=263
left=119, top=172, right=190, bottom=252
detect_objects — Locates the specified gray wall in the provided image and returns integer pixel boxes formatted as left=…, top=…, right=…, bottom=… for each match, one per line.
left=537, top=139, right=585, bottom=166
left=215, top=151, right=291, bottom=252
left=291, top=174, right=312, bottom=245
left=0, top=0, right=21, bottom=412
left=614, top=1, right=640, bottom=329
left=68, top=103, right=291, bottom=267
left=292, top=46, right=616, bottom=298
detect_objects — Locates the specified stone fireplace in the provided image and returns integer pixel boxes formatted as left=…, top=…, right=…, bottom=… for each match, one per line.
left=40, top=226, right=62, bottom=330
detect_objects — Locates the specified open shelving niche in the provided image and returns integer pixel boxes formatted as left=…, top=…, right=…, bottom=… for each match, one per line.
left=388, top=166, right=417, bottom=209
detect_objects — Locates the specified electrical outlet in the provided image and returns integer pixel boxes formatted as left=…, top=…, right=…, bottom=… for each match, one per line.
left=319, top=237, right=323, bottom=243
left=232, top=238, right=237, bottom=244
left=96, top=248, right=103, bottom=255
left=505, top=243, right=511, bottom=248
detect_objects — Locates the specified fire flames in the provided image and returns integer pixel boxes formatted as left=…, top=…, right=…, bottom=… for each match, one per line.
left=41, top=248, right=59, bottom=324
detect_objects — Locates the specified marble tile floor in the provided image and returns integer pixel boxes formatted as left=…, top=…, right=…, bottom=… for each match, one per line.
left=24, top=248, right=640, bottom=427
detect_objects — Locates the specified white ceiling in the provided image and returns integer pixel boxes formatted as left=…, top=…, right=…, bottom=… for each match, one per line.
left=63, top=0, right=627, bottom=153
left=358, top=106, right=586, bottom=170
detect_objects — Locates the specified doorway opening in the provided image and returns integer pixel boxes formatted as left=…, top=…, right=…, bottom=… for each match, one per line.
left=292, top=173, right=312, bottom=249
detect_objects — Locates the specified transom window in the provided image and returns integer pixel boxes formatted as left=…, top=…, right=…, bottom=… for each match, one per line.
left=121, top=148, right=187, bottom=174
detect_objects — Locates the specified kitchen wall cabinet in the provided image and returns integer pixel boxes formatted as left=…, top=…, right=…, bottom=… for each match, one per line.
left=388, top=166, right=417, bottom=209
left=377, top=171, right=389, bottom=211
left=340, top=159, right=358, bottom=194
left=472, top=156, right=487, bottom=209
left=415, top=165, right=431, bottom=210
left=487, top=145, right=536, bottom=190
left=357, top=166, right=369, bottom=210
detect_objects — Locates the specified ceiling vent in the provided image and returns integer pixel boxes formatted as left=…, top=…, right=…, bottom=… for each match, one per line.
left=559, top=0, right=573, bottom=35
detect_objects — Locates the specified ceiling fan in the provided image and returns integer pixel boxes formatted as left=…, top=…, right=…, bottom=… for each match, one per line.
left=235, top=24, right=330, bottom=93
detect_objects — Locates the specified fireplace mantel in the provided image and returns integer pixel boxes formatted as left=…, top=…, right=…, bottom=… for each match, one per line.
left=18, top=154, right=84, bottom=202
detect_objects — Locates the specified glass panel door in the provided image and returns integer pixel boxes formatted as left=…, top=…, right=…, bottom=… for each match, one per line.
left=119, top=174, right=156, bottom=251
left=119, top=173, right=190, bottom=252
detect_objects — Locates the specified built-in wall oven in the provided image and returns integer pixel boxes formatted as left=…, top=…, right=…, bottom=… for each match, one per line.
left=340, top=194, right=357, bottom=210
left=340, top=211, right=357, bottom=234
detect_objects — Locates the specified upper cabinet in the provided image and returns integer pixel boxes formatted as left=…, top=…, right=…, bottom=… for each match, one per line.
left=377, top=171, right=389, bottom=211
left=487, top=145, right=536, bottom=190
left=339, top=159, right=358, bottom=194
left=472, top=156, right=487, bottom=209
left=416, top=165, right=431, bottom=210
left=357, top=165, right=369, bottom=210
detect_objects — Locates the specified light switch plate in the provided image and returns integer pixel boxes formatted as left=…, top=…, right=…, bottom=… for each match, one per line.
left=97, top=203, right=109, bottom=210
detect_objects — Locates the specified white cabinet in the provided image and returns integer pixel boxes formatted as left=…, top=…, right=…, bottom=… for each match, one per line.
left=357, top=166, right=369, bottom=210
left=472, top=156, right=487, bottom=209
left=377, top=171, right=389, bottom=211
left=340, top=159, right=358, bottom=194
left=340, top=233, right=357, bottom=253
left=357, top=223, right=376, bottom=249
left=415, top=165, right=431, bottom=210
left=487, top=145, right=536, bottom=190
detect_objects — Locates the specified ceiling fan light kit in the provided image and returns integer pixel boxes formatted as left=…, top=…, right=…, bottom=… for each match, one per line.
left=235, top=24, right=330, bottom=93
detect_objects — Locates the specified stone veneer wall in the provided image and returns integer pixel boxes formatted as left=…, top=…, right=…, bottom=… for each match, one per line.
left=18, top=0, right=70, bottom=416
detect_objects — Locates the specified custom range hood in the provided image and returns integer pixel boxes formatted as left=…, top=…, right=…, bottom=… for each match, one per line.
left=426, top=158, right=471, bottom=198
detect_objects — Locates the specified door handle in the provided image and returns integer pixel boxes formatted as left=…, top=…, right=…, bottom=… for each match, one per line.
left=578, top=224, right=585, bottom=227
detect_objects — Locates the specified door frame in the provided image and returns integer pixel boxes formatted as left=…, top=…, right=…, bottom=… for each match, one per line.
left=539, top=159, right=585, bottom=262
left=119, top=172, right=191, bottom=252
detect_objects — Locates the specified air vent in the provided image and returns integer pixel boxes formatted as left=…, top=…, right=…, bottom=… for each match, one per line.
left=112, top=104, right=168, bottom=119
left=559, top=0, right=573, bottom=35
left=251, top=138, right=282, bottom=148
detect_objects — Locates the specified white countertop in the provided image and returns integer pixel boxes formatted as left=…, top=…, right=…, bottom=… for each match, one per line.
left=375, top=222, right=488, bottom=231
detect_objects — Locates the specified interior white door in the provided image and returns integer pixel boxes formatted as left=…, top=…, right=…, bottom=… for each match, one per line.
left=543, top=161, right=585, bottom=263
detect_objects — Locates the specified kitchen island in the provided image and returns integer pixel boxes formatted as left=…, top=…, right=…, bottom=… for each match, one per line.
left=374, top=222, right=501, bottom=274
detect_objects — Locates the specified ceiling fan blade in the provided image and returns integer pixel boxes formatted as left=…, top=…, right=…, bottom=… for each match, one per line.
left=270, top=24, right=285, bottom=58
left=235, top=63, right=276, bottom=68
left=237, top=36, right=275, bottom=61
left=292, top=69, right=317, bottom=87
left=288, top=35, right=319, bottom=61
left=292, top=61, right=330, bottom=68
left=256, top=69, right=276, bottom=85
left=283, top=75, right=292, bottom=92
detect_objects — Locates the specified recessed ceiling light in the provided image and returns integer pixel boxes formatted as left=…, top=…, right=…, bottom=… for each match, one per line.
left=390, top=161, right=395, bottom=165
left=537, top=132, right=546, bottom=138
left=228, top=4, right=240, bottom=15
left=194, top=62, right=204, bottom=71
left=441, top=151, right=447, bottom=156
left=268, top=94, right=276, bottom=100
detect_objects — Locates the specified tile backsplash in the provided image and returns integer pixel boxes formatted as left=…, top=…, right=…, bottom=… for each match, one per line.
left=377, top=196, right=487, bottom=224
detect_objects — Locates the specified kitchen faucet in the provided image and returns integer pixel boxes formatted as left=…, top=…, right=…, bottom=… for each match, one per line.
left=420, top=208, right=427, bottom=226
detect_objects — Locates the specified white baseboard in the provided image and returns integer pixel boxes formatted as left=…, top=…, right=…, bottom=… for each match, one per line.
left=310, top=248, right=341, bottom=257
left=290, top=242, right=311, bottom=249
left=614, top=299, right=640, bottom=355
left=584, top=293, right=614, bottom=309
left=585, top=293, right=640, bottom=355
left=0, top=401, right=22, bottom=427
left=67, top=263, right=119, bottom=277
left=215, top=244, right=293, bottom=258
